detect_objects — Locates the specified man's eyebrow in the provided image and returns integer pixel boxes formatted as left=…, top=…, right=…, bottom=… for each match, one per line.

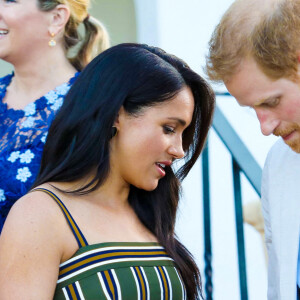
left=167, top=117, right=186, bottom=126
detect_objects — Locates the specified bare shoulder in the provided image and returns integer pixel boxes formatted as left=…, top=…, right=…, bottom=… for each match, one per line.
left=1, top=187, right=66, bottom=250
left=0, top=188, right=68, bottom=298
left=12, top=187, right=60, bottom=211
left=6, top=188, right=62, bottom=225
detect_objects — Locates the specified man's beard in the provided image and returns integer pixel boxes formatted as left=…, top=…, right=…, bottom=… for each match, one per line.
left=273, top=123, right=300, bottom=153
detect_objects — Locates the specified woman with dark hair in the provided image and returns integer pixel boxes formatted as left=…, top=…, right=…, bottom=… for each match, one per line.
left=0, top=43, right=215, bottom=299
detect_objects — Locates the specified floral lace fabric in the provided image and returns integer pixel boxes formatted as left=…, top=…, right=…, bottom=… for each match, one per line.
left=0, top=72, right=79, bottom=232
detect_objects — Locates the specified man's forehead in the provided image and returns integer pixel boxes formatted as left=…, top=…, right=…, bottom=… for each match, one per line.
left=225, top=58, right=278, bottom=106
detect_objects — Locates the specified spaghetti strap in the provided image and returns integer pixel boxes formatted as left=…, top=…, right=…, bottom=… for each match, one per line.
left=32, top=188, right=88, bottom=248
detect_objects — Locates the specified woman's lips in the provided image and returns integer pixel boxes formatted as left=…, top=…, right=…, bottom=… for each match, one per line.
left=155, top=163, right=166, bottom=177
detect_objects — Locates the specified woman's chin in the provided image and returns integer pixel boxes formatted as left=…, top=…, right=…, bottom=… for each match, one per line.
left=135, top=180, right=159, bottom=192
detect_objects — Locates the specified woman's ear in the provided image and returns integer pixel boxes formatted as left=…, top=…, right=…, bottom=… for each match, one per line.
left=113, top=107, right=126, bottom=131
left=48, top=4, right=71, bottom=36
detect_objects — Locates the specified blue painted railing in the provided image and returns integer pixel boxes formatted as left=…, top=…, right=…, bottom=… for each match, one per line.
left=202, top=94, right=262, bottom=300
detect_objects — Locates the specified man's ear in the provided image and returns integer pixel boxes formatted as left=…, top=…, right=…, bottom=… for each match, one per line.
left=48, top=4, right=71, bottom=36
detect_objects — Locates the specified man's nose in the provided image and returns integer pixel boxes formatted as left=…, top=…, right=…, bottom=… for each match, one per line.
left=255, top=108, right=280, bottom=136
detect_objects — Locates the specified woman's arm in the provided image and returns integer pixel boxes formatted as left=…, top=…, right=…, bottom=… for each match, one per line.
left=0, top=192, right=65, bottom=299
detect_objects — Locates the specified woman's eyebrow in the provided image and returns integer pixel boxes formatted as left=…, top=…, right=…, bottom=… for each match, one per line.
left=167, top=117, right=186, bottom=126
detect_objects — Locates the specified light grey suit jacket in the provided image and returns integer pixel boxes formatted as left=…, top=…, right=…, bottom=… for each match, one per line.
left=262, top=139, right=300, bottom=300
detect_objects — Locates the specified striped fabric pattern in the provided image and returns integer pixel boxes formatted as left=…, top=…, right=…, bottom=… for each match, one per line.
left=155, top=266, right=172, bottom=300
left=131, top=266, right=149, bottom=300
left=33, top=188, right=88, bottom=248
left=58, top=244, right=172, bottom=283
left=98, top=269, right=122, bottom=300
left=53, top=243, right=187, bottom=300
left=32, top=189, right=187, bottom=300
left=174, top=268, right=187, bottom=300
left=62, top=282, right=85, bottom=300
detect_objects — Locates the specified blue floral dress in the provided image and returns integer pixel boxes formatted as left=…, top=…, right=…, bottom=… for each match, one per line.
left=0, top=72, right=79, bottom=233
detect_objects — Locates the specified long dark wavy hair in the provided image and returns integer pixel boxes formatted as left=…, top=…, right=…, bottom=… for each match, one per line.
left=33, top=43, right=215, bottom=299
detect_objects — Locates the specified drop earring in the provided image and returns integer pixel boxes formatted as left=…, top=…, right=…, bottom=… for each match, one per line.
left=111, top=127, right=118, bottom=138
left=48, top=33, right=56, bottom=47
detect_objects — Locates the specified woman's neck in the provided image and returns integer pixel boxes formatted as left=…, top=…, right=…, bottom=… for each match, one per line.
left=50, top=175, right=131, bottom=210
left=14, top=49, right=76, bottom=90
left=4, top=46, right=77, bottom=109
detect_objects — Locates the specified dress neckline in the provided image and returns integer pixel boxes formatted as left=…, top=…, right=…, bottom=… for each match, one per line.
left=60, top=241, right=169, bottom=270
left=57, top=241, right=173, bottom=286
left=0, top=72, right=79, bottom=115
left=72, top=241, right=162, bottom=256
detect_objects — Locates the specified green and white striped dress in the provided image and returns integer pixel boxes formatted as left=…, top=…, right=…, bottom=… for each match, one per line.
left=35, top=188, right=187, bottom=300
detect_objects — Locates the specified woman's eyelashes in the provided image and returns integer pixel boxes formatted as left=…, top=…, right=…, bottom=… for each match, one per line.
left=1, top=0, right=17, bottom=4
left=163, top=125, right=176, bottom=134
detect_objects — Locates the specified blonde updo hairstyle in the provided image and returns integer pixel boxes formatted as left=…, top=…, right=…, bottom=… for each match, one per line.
left=38, top=0, right=110, bottom=70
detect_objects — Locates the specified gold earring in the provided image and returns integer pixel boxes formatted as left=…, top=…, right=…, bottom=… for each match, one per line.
left=48, top=33, right=56, bottom=47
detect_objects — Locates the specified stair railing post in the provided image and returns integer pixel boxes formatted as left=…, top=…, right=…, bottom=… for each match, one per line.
left=232, top=158, right=248, bottom=300
left=202, top=139, right=213, bottom=300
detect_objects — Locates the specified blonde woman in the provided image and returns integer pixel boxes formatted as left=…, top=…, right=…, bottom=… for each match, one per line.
left=0, top=0, right=109, bottom=232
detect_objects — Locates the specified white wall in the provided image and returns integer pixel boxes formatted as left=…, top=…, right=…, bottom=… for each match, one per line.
left=134, top=1, right=278, bottom=299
